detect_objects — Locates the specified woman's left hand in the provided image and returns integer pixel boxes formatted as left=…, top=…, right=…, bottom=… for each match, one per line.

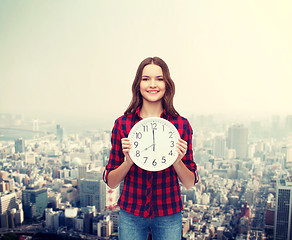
left=173, top=138, right=187, bottom=166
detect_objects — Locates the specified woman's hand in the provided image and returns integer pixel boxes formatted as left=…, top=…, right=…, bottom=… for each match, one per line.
left=107, top=138, right=134, bottom=189
left=121, top=138, right=134, bottom=167
left=173, top=138, right=187, bottom=167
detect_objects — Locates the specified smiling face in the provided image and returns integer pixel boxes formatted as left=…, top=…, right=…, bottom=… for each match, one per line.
left=139, top=64, right=166, bottom=105
left=125, top=57, right=178, bottom=117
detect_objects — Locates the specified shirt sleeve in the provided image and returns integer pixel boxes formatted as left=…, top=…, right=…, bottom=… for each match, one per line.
left=103, top=118, right=124, bottom=186
left=181, top=119, right=199, bottom=184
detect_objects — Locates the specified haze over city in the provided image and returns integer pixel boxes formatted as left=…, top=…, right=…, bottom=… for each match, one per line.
left=1, top=0, right=292, bottom=130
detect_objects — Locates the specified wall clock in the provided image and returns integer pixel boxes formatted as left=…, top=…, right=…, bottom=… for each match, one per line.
left=128, top=117, right=180, bottom=171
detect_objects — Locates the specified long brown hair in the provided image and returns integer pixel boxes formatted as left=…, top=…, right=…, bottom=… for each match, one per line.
left=124, top=57, right=179, bottom=117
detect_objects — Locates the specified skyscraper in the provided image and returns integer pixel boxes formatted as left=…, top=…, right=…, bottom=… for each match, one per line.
left=212, top=135, right=226, bottom=159
left=78, top=164, right=89, bottom=179
left=0, top=192, right=17, bottom=215
left=80, top=179, right=106, bottom=212
left=22, top=187, right=47, bottom=220
left=56, top=124, right=64, bottom=143
left=227, top=125, right=248, bottom=159
left=15, top=138, right=25, bottom=153
left=274, top=184, right=292, bottom=240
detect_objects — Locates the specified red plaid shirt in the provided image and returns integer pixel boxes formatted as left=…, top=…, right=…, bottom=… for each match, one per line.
left=103, top=107, right=198, bottom=218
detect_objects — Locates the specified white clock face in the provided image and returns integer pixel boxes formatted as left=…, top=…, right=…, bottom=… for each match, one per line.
left=128, top=117, right=180, bottom=171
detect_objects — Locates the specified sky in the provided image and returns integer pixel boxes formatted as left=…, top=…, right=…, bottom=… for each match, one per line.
left=0, top=0, right=291, bottom=129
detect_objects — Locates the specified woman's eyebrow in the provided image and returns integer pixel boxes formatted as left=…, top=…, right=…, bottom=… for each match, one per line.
left=142, top=75, right=163, bottom=78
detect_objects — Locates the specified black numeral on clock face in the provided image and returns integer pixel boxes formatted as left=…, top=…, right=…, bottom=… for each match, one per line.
left=162, top=156, right=166, bottom=163
left=152, top=159, right=157, bottom=166
left=143, top=125, right=148, bottom=132
left=169, top=131, right=174, bottom=138
left=134, top=141, right=138, bottom=148
left=170, top=141, right=174, bottom=147
left=136, top=150, right=140, bottom=157
left=151, top=123, right=157, bottom=130
left=136, top=132, right=142, bottom=139
left=169, top=150, right=173, bottom=156
left=143, top=157, right=148, bottom=164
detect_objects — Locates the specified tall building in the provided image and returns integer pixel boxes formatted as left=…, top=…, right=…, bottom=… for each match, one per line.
left=45, top=208, right=60, bottom=231
left=212, top=136, right=226, bottom=159
left=97, top=215, right=113, bottom=238
left=227, top=125, right=248, bottom=159
left=274, top=184, right=292, bottom=239
left=0, top=192, right=23, bottom=228
left=282, top=144, right=292, bottom=168
left=15, top=138, right=25, bottom=153
left=64, top=208, right=78, bottom=230
left=80, top=179, right=106, bottom=212
left=83, top=211, right=94, bottom=234
left=110, top=209, right=119, bottom=233
left=0, top=192, right=17, bottom=215
left=56, top=124, right=64, bottom=143
left=78, top=164, right=89, bottom=179
left=22, top=188, right=47, bottom=220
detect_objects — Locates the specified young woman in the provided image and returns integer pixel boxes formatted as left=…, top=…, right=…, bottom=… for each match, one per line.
left=103, top=57, right=198, bottom=240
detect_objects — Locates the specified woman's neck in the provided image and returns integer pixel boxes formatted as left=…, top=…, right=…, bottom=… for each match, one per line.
left=140, top=101, right=163, bottom=119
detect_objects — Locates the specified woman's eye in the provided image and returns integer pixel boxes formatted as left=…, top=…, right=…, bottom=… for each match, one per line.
left=142, top=78, right=148, bottom=81
left=158, top=78, right=164, bottom=81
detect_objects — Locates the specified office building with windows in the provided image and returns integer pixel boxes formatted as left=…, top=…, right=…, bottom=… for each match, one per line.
left=227, top=125, right=248, bottom=159
left=274, top=184, right=292, bottom=240
left=22, top=187, right=47, bottom=220
left=80, top=179, right=106, bottom=212
left=15, top=138, right=25, bottom=153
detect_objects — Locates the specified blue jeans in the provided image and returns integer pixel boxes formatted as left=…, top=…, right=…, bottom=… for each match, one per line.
left=119, top=209, right=182, bottom=240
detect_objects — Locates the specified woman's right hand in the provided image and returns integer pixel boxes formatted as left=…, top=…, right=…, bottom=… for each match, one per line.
left=121, top=138, right=134, bottom=167
left=107, top=138, right=134, bottom=189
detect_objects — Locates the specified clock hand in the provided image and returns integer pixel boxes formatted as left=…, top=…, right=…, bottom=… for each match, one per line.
left=143, top=144, right=155, bottom=152
left=152, top=125, right=155, bottom=151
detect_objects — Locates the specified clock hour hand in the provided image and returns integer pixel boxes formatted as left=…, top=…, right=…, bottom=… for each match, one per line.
left=143, top=144, right=155, bottom=152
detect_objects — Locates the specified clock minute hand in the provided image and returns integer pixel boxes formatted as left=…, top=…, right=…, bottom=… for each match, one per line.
left=152, top=126, right=155, bottom=151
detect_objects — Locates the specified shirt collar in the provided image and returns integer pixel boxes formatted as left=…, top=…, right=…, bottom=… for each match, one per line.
left=134, top=106, right=170, bottom=120
left=134, top=106, right=143, bottom=120
left=160, top=108, right=169, bottom=120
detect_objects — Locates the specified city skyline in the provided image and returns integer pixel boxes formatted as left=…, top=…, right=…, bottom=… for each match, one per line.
left=1, top=111, right=292, bottom=136
left=0, top=103, right=290, bottom=238
left=1, top=1, right=292, bottom=126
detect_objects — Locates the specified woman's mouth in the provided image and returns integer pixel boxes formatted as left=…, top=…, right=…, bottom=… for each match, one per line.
left=147, top=90, right=159, bottom=94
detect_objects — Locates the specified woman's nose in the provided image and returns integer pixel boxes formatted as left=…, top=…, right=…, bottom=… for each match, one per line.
left=150, top=79, right=156, bottom=87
